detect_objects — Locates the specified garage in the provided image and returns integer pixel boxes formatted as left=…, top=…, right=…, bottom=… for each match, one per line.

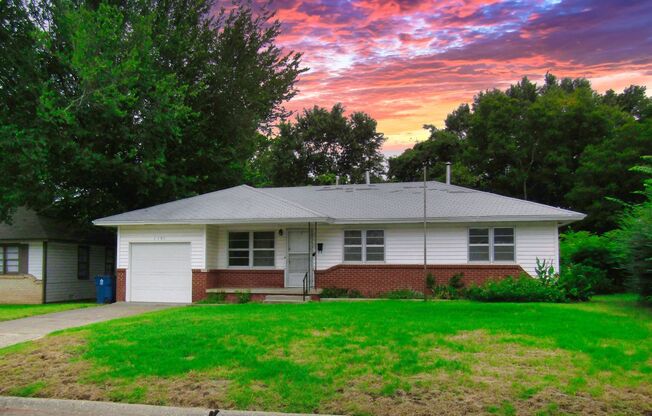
left=129, top=243, right=192, bottom=303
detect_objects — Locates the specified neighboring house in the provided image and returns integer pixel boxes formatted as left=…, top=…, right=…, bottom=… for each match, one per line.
left=0, top=208, right=115, bottom=304
left=94, top=181, right=585, bottom=303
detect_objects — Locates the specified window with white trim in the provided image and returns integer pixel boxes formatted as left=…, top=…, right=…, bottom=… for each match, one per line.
left=228, top=231, right=275, bottom=267
left=344, top=230, right=384, bottom=262
left=468, top=228, right=514, bottom=262
left=0, top=245, right=21, bottom=274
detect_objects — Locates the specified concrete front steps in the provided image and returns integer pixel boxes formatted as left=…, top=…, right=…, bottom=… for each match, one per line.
left=263, top=294, right=310, bottom=304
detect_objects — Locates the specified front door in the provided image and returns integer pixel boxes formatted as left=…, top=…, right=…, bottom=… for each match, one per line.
left=286, top=230, right=310, bottom=287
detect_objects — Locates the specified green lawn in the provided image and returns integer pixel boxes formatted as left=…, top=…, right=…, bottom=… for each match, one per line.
left=1, top=295, right=650, bottom=415
left=0, top=302, right=96, bottom=322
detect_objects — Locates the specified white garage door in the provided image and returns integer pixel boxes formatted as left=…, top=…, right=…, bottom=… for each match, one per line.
left=129, top=243, right=192, bottom=303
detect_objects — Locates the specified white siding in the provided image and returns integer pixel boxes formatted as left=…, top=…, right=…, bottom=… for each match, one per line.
left=205, top=225, right=220, bottom=269
left=45, top=243, right=106, bottom=302
left=118, top=225, right=206, bottom=269
left=515, top=222, right=559, bottom=275
left=28, top=242, right=43, bottom=280
left=314, top=222, right=559, bottom=276
left=216, top=225, right=286, bottom=269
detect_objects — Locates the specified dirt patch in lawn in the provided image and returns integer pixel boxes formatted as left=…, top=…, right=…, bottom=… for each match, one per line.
left=0, top=329, right=650, bottom=415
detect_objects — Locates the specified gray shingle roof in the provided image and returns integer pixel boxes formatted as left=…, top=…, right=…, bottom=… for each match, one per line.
left=1, top=208, right=113, bottom=244
left=94, top=181, right=585, bottom=225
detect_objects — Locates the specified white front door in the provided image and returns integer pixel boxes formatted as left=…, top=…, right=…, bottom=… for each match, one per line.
left=129, top=243, right=192, bottom=303
left=286, top=230, right=309, bottom=287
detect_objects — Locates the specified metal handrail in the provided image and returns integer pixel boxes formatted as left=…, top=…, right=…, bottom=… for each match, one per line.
left=302, top=272, right=309, bottom=301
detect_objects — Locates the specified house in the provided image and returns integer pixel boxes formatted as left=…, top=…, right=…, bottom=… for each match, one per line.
left=0, top=208, right=115, bottom=304
left=93, top=181, right=585, bottom=303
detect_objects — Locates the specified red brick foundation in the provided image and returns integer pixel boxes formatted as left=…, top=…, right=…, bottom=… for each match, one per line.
left=116, top=268, right=126, bottom=302
left=206, top=269, right=285, bottom=289
left=315, top=264, right=525, bottom=297
left=124, top=265, right=524, bottom=302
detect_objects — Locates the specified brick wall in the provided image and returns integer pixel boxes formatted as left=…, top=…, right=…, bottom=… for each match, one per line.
left=116, top=268, right=126, bottom=301
left=315, top=264, right=525, bottom=297
left=207, top=269, right=284, bottom=289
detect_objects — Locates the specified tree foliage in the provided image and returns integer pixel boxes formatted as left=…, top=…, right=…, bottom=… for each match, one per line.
left=0, top=0, right=304, bottom=224
left=388, top=74, right=652, bottom=232
left=262, top=103, right=386, bottom=186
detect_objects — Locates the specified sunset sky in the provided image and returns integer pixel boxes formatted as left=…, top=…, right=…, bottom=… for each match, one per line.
left=251, top=0, right=652, bottom=155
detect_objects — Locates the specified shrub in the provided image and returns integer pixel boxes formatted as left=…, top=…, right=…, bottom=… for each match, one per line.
left=557, top=264, right=603, bottom=301
left=466, top=274, right=566, bottom=303
left=320, top=287, right=364, bottom=298
left=381, top=289, right=425, bottom=299
left=235, top=290, right=251, bottom=304
left=197, top=292, right=226, bottom=304
left=616, top=160, right=652, bottom=304
left=431, top=273, right=466, bottom=300
left=425, top=273, right=435, bottom=291
left=560, top=230, right=626, bottom=292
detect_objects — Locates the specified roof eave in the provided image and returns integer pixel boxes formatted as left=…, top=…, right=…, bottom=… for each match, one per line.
left=93, top=217, right=333, bottom=227
left=331, top=214, right=586, bottom=224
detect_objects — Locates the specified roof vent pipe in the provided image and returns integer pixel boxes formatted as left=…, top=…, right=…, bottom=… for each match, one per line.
left=365, top=171, right=370, bottom=185
left=445, top=162, right=451, bottom=185
left=335, top=175, right=340, bottom=186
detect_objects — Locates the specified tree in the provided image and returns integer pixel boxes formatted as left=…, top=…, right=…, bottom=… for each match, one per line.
left=0, top=0, right=304, bottom=224
left=387, top=125, right=475, bottom=185
left=616, top=156, right=652, bottom=303
left=264, top=104, right=386, bottom=186
left=390, top=74, right=651, bottom=232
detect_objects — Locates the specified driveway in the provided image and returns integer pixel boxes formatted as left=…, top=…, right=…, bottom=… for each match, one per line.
left=0, top=302, right=178, bottom=349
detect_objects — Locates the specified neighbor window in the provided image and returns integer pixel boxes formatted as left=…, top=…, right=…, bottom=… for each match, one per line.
left=0, top=245, right=21, bottom=274
left=468, top=228, right=515, bottom=262
left=105, top=247, right=115, bottom=274
left=77, top=246, right=90, bottom=280
left=228, top=231, right=275, bottom=267
left=344, top=230, right=384, bottom=262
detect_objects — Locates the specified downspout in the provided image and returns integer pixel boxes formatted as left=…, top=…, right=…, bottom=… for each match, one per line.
left=42, top=241, right=48, bottom=304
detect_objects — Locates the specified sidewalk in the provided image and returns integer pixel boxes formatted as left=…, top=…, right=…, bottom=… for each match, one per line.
left=0, top=396, right=337, bottom=416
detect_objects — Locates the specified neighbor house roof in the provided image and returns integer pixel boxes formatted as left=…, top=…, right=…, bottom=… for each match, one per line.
left=93, top=181, right=585, bottom=226
left=1, top=207, right=113, bottom=244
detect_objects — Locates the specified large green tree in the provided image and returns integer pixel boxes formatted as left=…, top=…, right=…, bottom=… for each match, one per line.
left=0, top=0, right=304, bottom=224
left=263, top=103, right=386, bottom=186
left=388, top=74, right=652, bottom=232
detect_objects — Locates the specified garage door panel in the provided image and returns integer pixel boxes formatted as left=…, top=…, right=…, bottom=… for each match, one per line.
left=130, top=243, right=191, bottom=303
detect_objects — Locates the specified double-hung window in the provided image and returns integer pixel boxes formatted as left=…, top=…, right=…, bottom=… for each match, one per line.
left=0, top=245, right=21, bottom=274
left=344, top=230, right=384, bottom=262
left=77, top=246, right=90, bottom=280
left=468, top=228, right=514, bottom=262
left=228, top=231, right=275, bottom=267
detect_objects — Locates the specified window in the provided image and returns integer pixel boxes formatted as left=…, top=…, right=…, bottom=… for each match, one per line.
left=493, top=228, right=515, bottom=261
left=77, top=246, right=90, bottom=280
left=253, top=232, right=275, bottom=267
left=344, top=230, right=384, bottom=262
left=0, top=245, right=21, bottom=274
left=469, top=229, right=490, bottom=261
left=228, top=231, right=275, bottom=267
left=105, top=247, right=115, bottom=274
left=468, top=228, right=515, bottom=262
left=365, top=230, right=385, bottom=261
left=228, top=232, right=250, bottom=266
left=344, top=230, right=362, bottom=261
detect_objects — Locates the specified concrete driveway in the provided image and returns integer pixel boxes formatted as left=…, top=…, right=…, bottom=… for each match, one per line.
left=0, top=302, right=178, bottom=349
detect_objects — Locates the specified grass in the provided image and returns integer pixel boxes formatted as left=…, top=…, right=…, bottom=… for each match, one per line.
left=0, top=301, right=96, bottom=322
left=0, top=294, right=650, bottom=415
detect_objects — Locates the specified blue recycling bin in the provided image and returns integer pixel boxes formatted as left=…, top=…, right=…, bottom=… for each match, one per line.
left=95, top=275, right=115, bottom=304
